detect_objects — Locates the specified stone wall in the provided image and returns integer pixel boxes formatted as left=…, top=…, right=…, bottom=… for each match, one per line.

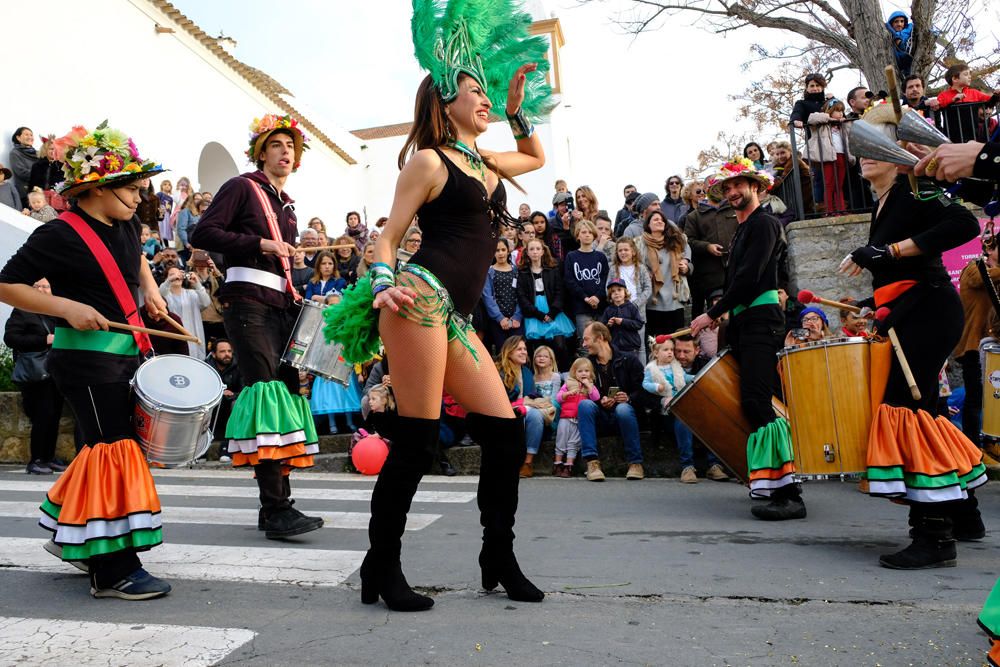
left=785, top=213, right=872, bottom=323
left=0, top=392, right=77, bottom=464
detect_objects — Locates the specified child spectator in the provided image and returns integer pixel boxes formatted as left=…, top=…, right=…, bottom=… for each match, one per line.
left=140, top=223, right=162, bottom=261
left=608, top=237, right=652, bottom=361
left=523, top=346, right=559, bottom=430
left=481, top=238, right=523, bottom=353
left=310, top=292, right=362, bottom=434
left=884, top=11, right=913, bottom=76
left=23, top=188, right=57, bottom=222
left=600, top=280, right=644, bottom=358
left=564, top=220, right=610, bottom=345
left=332, top=234, right=360, bottom=286
left=305, top=251, right=347, bottom=302
left=291, top=247, right=313, bottom=297
left=517, top=238, right=574, bottom=369
left=554, top=358, right=599, bottom=478
left=643, top=337, right=726, bottom=483
left=838, top=297, right=870, bottom=338
left=936, top=63, right=1000, bottom=108
left=806, top=99, right=854, bottom=214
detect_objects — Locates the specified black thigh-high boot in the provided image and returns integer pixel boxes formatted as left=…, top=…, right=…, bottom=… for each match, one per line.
left=467, top=413, right=544, bottom=602
left=880, top=503, right=957, bottom=569
left=360, top=415, right=438, bottom=611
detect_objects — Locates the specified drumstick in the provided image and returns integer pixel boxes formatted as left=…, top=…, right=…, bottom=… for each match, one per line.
left=157, top=312, right=197, bottom=340
left=874, top=307, right=922, bottom=401
left=797, top=289, right=862, bottom=314
left=653, top=328, right=693, bottom=344
left=309, top=244, right=357, bottom=252
left=107, top=321, right=201, bottom=344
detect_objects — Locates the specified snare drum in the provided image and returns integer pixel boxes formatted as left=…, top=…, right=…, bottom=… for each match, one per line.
left=778, top=337, right=872, bottom=479
left=283, top=300, right=352, bottom=386
left=668, top=351, right=787, bottom=484
left=981, top=342, right=1000, bottom=444
left=132, top=354, right=224, bottom=467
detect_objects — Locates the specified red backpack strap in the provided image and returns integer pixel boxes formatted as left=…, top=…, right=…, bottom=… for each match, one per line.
left=247, top=179, right=302, bottom=302
left=59, top=212, right=153, bottom=356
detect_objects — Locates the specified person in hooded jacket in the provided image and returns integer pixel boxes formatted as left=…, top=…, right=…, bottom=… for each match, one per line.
left=885, top=11, right=914, bottom=77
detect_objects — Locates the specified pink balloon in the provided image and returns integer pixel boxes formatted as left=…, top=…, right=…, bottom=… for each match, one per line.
left=352, top=436, right=389, bottom=475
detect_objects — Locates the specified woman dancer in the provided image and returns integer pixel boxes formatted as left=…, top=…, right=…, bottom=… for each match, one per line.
left=325, top=0, right=552, bottom=611
left=838, top=113, right=986, bottom=569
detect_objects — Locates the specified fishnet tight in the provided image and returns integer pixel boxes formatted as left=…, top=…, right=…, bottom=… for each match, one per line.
left=379, top=273, right=514, bottom=420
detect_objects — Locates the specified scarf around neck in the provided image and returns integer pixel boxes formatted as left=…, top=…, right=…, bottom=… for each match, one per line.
left=641, top=232, right=683, bottom=304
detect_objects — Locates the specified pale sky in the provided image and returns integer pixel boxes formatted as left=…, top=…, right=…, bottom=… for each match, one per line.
left=174, top=0, right=993, bottom=211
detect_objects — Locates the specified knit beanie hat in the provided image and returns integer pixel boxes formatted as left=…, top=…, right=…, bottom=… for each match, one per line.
left=634, top=192, right=659, bottom=216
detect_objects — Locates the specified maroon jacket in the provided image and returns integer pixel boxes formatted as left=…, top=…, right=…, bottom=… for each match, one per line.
left=191, top=171, right=297, bottom=309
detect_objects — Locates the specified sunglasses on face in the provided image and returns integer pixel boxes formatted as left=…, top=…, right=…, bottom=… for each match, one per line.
left=668, top=181, right=682, bottom=186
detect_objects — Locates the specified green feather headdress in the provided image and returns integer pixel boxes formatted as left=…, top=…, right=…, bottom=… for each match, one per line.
left=412, top=0, right=556, bottom=122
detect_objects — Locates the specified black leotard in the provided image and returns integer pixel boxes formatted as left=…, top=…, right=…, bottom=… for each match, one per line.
left=408, top=147, right=506, bottom=315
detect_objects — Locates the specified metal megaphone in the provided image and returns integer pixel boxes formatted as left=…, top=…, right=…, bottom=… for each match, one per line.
left=896, top=110, right=952, bottom=147
left=848, top=120, right=919, bottom=167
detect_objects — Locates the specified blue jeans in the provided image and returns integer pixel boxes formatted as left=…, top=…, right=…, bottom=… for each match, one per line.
left=524, top=406, right=544, bottom=455
left=577, top=399, right=642, bottom=464
left=669, top=416, right=719, bottom=468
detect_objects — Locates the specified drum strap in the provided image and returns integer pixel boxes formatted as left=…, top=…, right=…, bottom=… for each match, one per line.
left=58, top=212, right=153, bottom=357
left=246, top=179, right=302, bottom=303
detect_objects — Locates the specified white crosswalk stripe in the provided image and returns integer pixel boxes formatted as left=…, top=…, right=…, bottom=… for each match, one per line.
left=0, top=480, right=476, bottom=503
left=0, top=501, right=440, bottom=531
left=2, top=537, right=366, bottom=587
left=0, top=468, right=476, bottom=664
left=0, top=615, right=256, bottom=666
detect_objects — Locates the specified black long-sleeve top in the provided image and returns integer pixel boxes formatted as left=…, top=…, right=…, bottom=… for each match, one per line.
left=4, top=309, right=54, bottom=353
left=517, top=266, right=565, bottom=319
left=706, top=206, right=785, bottom=320
left=866, top=175, right=979, bottom=289
left=190, top=171, right=297, bottom=309
left=0, top=206, right=143, bottom=386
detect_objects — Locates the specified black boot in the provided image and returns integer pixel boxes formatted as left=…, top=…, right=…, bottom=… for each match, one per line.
left=952, top=490, right=986, bottom=541
left=256, top=461, right=322, bottom=539
left=360, top=415, right=437, bottom=611
left=467, top=413, right=544, bottom=603
left=880, top=506, right=957, bottom=569
left=750, top=483, right=807, bottom=521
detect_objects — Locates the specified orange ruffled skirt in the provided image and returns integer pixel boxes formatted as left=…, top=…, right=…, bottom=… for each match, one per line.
left=39, top=439, right=162, bottom=561
left=866, top=404, right=987, bottom=502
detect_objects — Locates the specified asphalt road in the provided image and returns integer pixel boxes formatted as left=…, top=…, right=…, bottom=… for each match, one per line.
left=0, top=466, right=995, bottom=666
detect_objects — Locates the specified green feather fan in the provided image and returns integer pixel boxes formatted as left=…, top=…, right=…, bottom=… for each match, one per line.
left=412, top=0, right=556, bottom=122
left=322, top=277, right=382, bottom=365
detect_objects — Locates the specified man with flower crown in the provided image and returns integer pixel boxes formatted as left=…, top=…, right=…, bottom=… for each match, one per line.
left=191, top=115, right=324, bottom=539
left=690, top=157, right=808, bottom=521
left=0, top=122, right=174, bottom=599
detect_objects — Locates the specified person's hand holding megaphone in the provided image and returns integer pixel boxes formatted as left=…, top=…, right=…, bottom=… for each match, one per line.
left=914, top=141, right=985, bottom=182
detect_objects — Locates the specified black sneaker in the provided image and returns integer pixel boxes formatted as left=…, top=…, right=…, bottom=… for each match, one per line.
left=91, top=568, right=171, bottom=600
left=439, top=459, right=457, bottom=476
left=47, top=459, right=68, bottom=472
left=264, top=507, right=324, bottom=539
left=26, top=460, right=52, bottom=475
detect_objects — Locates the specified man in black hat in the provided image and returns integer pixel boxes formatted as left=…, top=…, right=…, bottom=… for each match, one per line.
left=546, top=191, right=579, bottom=264
left=614, top=184, right=638, bottom=236
left=622, top=193, right=660, bottom=238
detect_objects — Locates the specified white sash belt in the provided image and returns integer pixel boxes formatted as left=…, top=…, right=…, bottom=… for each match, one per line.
left=226, top=267, right=287, bottom=292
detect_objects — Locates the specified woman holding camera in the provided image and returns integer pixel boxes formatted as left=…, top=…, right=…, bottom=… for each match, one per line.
left=159, top=265, right=210, bottom=357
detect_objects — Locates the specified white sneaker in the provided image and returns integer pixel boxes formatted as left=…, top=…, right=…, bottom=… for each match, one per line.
left=43, top=539, right=89, bottom=573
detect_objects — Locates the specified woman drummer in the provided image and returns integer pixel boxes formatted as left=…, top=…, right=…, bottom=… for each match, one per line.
left=325, top=1, right=553, bottom=611
left=0, top=123, right=173, bottom=599
left=839, top=112, right=987, bottom=570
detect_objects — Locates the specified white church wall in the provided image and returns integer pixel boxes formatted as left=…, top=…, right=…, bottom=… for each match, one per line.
left=0, top=0, right=358, bottom=236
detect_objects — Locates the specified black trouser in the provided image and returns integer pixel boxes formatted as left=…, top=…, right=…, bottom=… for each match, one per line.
left=727, top=306, right=784, bottom=430
left=18, top=379, right=64, bottom=462
left=959, top=350, right=982, bottom=446
left=222, top=299, right=301, bottom=514
left=55, top=378, right=142, bottom=582
left=884, top=285, right=963, bottom=412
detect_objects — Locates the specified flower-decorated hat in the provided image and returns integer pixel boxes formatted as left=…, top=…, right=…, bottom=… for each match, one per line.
left=246, top=114, right=309, bottom=171
left=705, top=156, right=774, bottom=201
left=53, top=121, right=164, bottom=196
